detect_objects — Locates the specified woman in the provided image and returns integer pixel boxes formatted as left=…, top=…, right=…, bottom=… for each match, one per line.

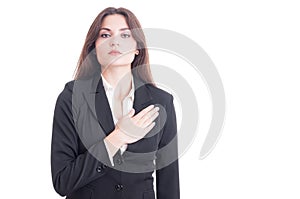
left=51, top=7, right=180, bottom=199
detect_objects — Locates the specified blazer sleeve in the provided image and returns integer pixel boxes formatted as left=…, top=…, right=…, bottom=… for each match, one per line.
left=155, top=95, right=180, bottom=199
left=51, top=82, right=111, bottom=196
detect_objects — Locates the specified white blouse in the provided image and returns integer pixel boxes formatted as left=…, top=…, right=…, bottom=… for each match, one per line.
left=101, top=74, right=135, bottom=165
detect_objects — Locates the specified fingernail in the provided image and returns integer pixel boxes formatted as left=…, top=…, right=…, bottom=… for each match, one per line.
left=149, top=105, right=154, bottom=109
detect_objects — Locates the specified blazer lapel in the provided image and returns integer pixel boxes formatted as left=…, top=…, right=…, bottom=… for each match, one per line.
left=95, top=78, right=115, bottom=135
left=132, top=76, right=153, bottom=113
left=81, top=73, right=114, bottom=136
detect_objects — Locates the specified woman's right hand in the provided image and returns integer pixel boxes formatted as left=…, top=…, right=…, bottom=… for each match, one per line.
left=105, top=105, right=159, bottom=149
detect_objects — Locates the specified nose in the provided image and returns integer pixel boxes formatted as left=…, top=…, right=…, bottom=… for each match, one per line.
left=109, top=36, right=120, bottom=47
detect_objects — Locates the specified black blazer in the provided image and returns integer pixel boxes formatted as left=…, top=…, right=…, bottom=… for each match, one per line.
left=51, top=73, right=180, bottom=199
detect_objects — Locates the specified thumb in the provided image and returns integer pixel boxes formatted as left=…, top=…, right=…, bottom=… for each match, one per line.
left=126, top=109, right=135, bottom=118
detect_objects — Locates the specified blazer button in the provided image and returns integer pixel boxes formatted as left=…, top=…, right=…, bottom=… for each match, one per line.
left=96, top=166, right=102, bottom=173
left=115, top=184, right=124, bottom=191
left=102, top=164, right=107, bottom=169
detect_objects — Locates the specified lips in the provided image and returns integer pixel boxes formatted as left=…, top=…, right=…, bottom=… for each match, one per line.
left=108, top=50, right=122, bottom=56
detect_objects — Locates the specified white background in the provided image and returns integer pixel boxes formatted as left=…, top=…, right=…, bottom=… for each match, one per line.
left=1, top=0, right=300, bottom=198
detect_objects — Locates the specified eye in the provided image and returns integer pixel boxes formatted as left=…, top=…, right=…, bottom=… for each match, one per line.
left=121, top=33, right=131, bottom=38
left=100, top=33, right=111, bottom=38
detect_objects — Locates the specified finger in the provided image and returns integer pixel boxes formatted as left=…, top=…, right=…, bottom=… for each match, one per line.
left=141, top=111, right=159, bottom=128
left=125, top=109, right=135, bottom=118
left=133, top=104, right=155, bottom=121
left=138, top=106, right=159, bottom=126
left=144, top=122, right=156, bottom=134
left=116, top=117, right=144, bottom=139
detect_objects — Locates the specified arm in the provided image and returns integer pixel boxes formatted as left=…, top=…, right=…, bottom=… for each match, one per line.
left=51, top=84, right=111, bottom=196
left=155, top=95, right=180, bottom=199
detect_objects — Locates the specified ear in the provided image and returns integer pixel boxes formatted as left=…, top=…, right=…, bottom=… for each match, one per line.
left=135, top=50, right=139, bottom=55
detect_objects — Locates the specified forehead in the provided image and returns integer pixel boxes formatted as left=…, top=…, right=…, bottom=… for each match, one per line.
left=101, top=14, right=129, bottom=30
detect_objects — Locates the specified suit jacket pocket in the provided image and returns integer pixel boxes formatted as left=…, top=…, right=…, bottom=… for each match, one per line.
left=143, top=190, right=155, bottom=199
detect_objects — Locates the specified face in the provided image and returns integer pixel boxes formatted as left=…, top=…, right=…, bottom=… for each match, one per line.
left=95, top=14, right=138, bottom=71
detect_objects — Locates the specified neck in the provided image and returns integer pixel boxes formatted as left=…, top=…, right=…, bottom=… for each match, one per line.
left=101, top=64, right=132, bottom=100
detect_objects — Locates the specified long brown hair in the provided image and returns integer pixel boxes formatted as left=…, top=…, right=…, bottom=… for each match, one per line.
left=73, top=7, right=154, bottom=85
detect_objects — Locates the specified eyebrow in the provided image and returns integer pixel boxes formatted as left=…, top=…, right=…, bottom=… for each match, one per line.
left=99, top=27, right=130, bottom=31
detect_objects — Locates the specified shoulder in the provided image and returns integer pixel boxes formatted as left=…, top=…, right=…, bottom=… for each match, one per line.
left=57, top=80, right=75, bottom=100
left=56, top=76, right=96, bottom=106
left=58, top=76, right=94, bottom=99
left=146, top=84, right=174, bottom=104
left=54, top=80, right=75, bottom=109
left=64, top=80, right=75, bottom=92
